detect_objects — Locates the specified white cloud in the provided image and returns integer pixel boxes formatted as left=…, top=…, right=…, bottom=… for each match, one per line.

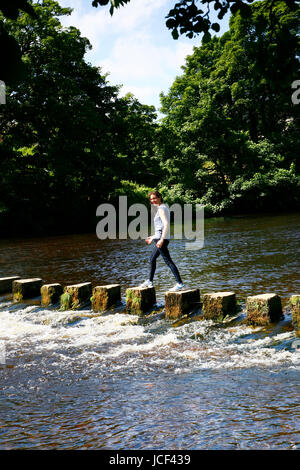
left=100, top=33, right=196, bottom=107
left=59, top=1, right=109, bottom=50
left=60, top=0, right=168, bottom=46
left=105, top=0, right=168, bottom=33
left=101, top=34, right=171, bottom=82
left=57, top=0, right=210, bottom=108
left=119, top=84, right=158, bottom=104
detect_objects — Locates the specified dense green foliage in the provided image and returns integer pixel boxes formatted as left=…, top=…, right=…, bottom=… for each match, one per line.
left=0, top=0, right=299, bottom=237
left=0, top=0, right=158, bottom=236
left=0, top=0, right=36, bottom=83
left=157, top=0, right=300, bottom=214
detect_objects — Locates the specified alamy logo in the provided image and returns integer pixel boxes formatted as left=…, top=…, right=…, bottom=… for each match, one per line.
left=96, top=196, right=204, bottom=251
left=0, top=81, right=6, bottom=105
left=291, top=80, right=300, bottom=105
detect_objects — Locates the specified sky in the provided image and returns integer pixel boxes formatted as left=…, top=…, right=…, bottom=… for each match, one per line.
left=58, top=0, right=230, bottom=113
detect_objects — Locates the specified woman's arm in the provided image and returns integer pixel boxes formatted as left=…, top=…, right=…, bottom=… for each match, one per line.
left=146, top=235, right=155, bottom=244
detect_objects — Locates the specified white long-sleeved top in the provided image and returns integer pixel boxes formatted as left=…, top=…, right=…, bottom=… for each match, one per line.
left=152, top=203, right=170, bottom=240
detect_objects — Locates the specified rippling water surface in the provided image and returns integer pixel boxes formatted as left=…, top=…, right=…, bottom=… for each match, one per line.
left=0, top=212, right=299, bottom=449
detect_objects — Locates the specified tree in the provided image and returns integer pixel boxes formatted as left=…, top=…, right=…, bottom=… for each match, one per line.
left=0, top=0, right=158, bottom=235
left=0, top=0, right=37, bottom=83
left=1, top=0, right=299, bottom=84
left=111, top=93, right=159, bottom=187
left=93, top=0, right=299, bottom=40
left=156, top=0, right=300, bottom=213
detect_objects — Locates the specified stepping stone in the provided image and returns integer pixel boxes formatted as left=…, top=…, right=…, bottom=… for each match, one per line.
left=246, top=293, right=283, bottom=325
left=92, top=284, right=121, bottom=312
left=41, top=283, right=63, bottom=307
left=12, top=278, right=44, bottom=302
left=165, top=289, right=200, bottom=320
left=0, top=276, right=20, bottom=294
left=289, top=295, right=300, bottom=330
left=60, top=282, right=92, bottom=310
left=126, top=287, right=156, bottom=315
left=202, top=291, right=237, bottom=320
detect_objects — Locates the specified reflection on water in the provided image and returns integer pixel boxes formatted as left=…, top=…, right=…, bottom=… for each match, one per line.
left=0, top=212, right=299, bottom=449
left=0, top=212, right=299, bottom=303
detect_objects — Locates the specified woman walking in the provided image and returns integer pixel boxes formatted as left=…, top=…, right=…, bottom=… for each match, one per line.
left=139, top=191, right=184, bottom=292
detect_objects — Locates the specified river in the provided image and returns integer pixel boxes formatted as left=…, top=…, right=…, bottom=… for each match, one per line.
left=0, top=212, right=299, bottom=449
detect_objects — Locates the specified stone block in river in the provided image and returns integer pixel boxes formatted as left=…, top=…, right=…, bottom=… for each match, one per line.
left=92, top=284, right=121, bottom=312
left=246, top=293, right=283, bottom=325
left=12, top=278, right=44, bottom=302
left=202, top=291, right=237, bottom=321
left=41, top=283, right=63, bottom=307
left=165, top=289, right=200, bottom=320
left=289, top=295, right=300, bottom=330
left=126, top=287, right=156, bottom=315
left=61, top=282, right=92, bottom=310
left=0, top=276, right=21, bottom=294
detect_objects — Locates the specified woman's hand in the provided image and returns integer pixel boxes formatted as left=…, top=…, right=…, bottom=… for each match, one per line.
left=156, top=239, right=164, bottom=248
left=145, top=236, right=153, bottom=245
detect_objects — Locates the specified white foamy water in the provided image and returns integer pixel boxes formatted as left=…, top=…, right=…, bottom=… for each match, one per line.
left=1, top=303, right=299, bottom=375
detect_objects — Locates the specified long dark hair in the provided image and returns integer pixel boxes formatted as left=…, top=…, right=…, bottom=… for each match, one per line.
left=148, top=190, right=163, bottom=203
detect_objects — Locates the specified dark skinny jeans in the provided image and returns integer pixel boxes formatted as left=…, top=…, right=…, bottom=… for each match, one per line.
left=149, top=239, right=182, bottom=284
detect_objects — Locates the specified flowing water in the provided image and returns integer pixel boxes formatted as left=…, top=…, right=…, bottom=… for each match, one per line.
left=0, top=212, right=299, bottom=449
